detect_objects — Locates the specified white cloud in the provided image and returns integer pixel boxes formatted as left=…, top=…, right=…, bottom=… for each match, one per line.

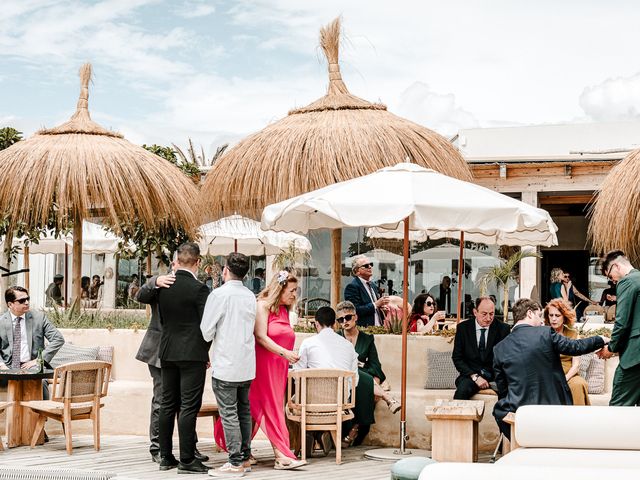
left=579, top=72, right=640, bottom=121
left=174, top=1, right=216, bottom=19
left=394, top=82, right=479, bottom=137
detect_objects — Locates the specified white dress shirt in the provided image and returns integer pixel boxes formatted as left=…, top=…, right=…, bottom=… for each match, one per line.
left=358, top=277, right=381, bottom=326
left=200, top=280, right=257, bottom=382
left=294, top=328, right=359, bottom=386
left=10, top=312, right=30, bottom=363
left=475, top=320, right=488, bottom=346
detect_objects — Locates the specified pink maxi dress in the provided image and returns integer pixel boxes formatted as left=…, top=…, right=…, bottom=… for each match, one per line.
left=214, top=305, right=296, bottom=459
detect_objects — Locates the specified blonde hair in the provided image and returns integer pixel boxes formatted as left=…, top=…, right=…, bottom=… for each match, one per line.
left=258, top=271, right=298, bottom=314
left=550, top=268, right=564, bottom=284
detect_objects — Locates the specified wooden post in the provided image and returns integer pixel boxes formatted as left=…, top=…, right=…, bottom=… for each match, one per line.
left=23, top=245, right=30, bottom=291
left=457, top=232, right=465, bottom=323
left=64, top=243, right=69, bottom=308
left=0, top=230, right=13, bottom=313
left=330, top=229, right=342, bottom=307
left=71, top=219, right=83, bottom=312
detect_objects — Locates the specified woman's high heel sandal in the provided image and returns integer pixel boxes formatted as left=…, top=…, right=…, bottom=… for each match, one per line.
left=274, top=458, right=307, bottom=470
left=342, top=424, right=359, bottom=449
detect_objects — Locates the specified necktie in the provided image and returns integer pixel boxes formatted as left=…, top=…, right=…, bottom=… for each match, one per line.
left=366, top=281, right=377, bottom=302
left=478, top=328, right=487, bottom=356
left=366, top=282, right=382, bottom=326
left=12, top=317, right=22, bottom=369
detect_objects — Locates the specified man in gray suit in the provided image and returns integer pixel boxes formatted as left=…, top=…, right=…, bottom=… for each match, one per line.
left=0, top=286, right=65, bottom=399
left=135, top=272, right=208, bottom=465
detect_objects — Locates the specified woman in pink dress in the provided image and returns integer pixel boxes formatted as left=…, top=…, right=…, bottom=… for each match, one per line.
left=214, top=270, right=305, bottom=470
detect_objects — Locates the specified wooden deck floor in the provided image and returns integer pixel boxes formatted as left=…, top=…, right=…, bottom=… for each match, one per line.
left=0, top=435, right=396, bottom=479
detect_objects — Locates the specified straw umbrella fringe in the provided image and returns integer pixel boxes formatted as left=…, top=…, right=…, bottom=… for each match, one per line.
left=0, top=64, right=201, bottom=305
left=588, top=149, right=640, bottom=265
left=201, top=17, right=471, bottom=220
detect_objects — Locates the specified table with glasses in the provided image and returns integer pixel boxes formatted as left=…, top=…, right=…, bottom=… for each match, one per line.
left=1, top=369, right=54, bottom=447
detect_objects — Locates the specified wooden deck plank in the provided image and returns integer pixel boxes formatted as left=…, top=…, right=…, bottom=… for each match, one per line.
left=0, top=435, right=394, bottom=480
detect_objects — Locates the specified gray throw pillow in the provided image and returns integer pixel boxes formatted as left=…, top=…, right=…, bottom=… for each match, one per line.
left=49, top=343, right=100, bottom=369
left=579, top=352, right=606, bottom=394
left=424, top=349, right=458, bottom=389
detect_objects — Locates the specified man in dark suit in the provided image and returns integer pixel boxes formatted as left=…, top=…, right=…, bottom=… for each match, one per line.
left=598, top=250, right=640, bottom=406
left=344, top=255, right=389, bottom=327
left=156, top=243, right=211, bottom=473
left=452, top=297, right=510, bottom=399
left=135, top=268, right=207, bottom=465
left=493, top=298, right=608, bottom=439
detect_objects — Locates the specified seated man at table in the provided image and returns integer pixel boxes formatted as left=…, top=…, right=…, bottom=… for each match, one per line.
left=452, top=296, right=510, bottom=399
left=0, top=286, right=65, bottom=399
left=294, top=306, right=359, bottom=455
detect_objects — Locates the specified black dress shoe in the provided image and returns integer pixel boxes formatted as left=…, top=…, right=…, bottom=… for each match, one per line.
left=151, top=452, right=161, bottom=464
left=159, top=455, right=179, bottom=471
left=194, top=448, right=209, bottom=463
left=44, top=431, right=50, bottom=443
left=177, top=458, right=208, bottom=474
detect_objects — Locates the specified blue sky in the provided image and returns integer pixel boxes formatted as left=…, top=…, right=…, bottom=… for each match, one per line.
left=3, top=0, right=640, bottom=155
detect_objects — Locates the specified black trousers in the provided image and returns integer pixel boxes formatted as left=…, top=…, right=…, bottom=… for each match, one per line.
left=158, top=360, right=207, bottom=462
left=453, top=375, right=480, bottom=400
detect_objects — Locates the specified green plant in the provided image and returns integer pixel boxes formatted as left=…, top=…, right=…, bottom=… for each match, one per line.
left=47, top=307, right=149, bottom=330
left=477, top=249, right=541, bottom=317
left=0, top=127, right=22, bottom=150
left=383, top=307, right=403, bottom=335
left=272, top=240, right=311, bottom=275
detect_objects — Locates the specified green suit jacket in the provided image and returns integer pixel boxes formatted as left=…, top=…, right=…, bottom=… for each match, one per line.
left=609, top=268, right=640, bottom=369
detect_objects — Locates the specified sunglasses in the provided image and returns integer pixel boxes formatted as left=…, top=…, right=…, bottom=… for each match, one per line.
left=425, top=301, right=434, bottom=307
left=336, top=314, right=355, bottom=323
left=13, top=297, right=30, bottom=304
left=359, top=263, right=374, bottom=269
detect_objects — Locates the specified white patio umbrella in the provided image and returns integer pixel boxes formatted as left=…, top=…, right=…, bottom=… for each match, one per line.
left=410, top=244, right=490, bottom=261
left=199, top=214, right=311, bottom=256
left=261, top=162, right=558, bottom=454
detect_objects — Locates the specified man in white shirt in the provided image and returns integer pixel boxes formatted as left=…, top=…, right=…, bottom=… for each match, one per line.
left=201, top=252, right=256, bottom=477
left=294, top=306, right=358, bottom=456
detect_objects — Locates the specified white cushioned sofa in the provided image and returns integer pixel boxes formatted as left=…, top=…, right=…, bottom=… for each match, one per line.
left=418, top=405, right=640, bottom=479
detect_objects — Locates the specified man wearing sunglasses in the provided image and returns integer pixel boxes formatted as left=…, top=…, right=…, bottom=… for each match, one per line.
left=344, top=255, right=389, bottom=327
left=0, top=286, right=65, bottom=397
left=598, top=250, right=640, bottom=406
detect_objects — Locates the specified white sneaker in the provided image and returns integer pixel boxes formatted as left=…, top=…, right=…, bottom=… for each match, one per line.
left=208, top=462, right=245, bottom=477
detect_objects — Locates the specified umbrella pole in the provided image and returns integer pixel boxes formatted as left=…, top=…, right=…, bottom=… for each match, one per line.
left=330, top=229, right=342, bottom=307
left=64, top=243, right=69, bottom=308
left=365, top=217, right=430, bottom=460
left=70, top=218, right=83, bottom=314
left=234, top=239, right=238, bottom=253
left=24, top=246, right=30, bottom=291
left=456, top=232, right=465, bottom=323
left=399, top=217, right=410, bottom=454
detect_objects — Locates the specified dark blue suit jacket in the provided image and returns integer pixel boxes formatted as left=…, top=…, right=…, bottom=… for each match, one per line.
left=344, top=277, right=380, bottom=327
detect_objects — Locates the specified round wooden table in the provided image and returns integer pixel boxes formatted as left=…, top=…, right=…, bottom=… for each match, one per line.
left=1, top=369, right=54, bottom=447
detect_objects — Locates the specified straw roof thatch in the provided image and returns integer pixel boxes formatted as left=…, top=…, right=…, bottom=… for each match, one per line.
left=201, top=17, right=472, bottom=220
left=589, top=149, right=640, bottom=265
left=0, top=64, right=201, bottom=235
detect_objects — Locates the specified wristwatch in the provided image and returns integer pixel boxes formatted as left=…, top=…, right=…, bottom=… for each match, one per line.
left=471, top=374, right=479, bottom=382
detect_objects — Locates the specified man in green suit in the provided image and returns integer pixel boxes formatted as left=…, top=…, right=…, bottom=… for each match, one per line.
left=598, top=250, right=640, bottom=406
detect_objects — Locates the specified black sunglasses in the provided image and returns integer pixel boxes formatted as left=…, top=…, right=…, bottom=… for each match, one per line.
left=359, top=263, right=374, bottom=269
left=336, top=314, right=355, bottom=323
left=425, top=301, right=434, bottom=307
left=13, top=297, right=30, bottom=304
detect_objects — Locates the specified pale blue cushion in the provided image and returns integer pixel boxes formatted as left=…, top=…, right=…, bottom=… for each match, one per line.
left=391, top=457, right=436, bottom=480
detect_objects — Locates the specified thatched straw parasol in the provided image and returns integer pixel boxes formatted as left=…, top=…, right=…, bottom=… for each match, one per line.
left=0, top=64, right=201, bottom=306
left=589, top=149, right=640, bottom=265
left=201, top=17, right=471, bottom=302
left=201, top=17, right=471, bottom=219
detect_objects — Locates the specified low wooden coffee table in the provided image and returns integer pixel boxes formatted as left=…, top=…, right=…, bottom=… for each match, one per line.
left=425, top=399, right=485, bottom=462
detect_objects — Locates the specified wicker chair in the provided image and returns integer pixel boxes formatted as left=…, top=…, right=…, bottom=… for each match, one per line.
left=286, top=369, right=356, bottom=464
left=21, top=361, right=111, bottom=454
left=584, top=304, right=606, bottom=316
left=303, top=297, right=331, bottom=316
